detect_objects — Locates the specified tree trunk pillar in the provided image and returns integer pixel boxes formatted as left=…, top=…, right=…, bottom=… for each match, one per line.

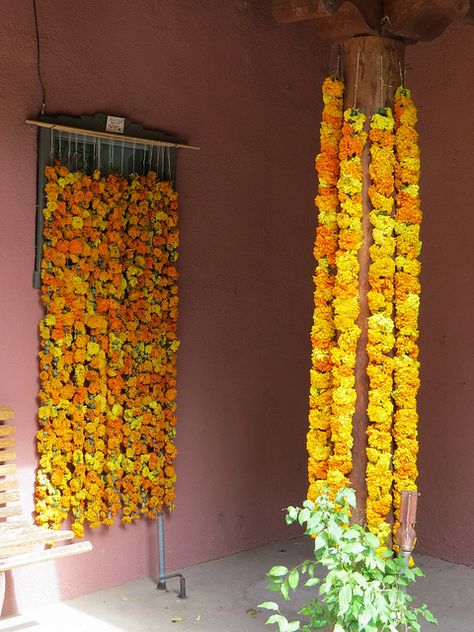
left=342, top=36, right=405, bottom=524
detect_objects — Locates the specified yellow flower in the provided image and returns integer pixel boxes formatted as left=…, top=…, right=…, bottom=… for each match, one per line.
left=392, top=86, right=422, bottom=540
left=307, top=76, right=345, bottom=500
left=37, top=166, right=180, bottom=533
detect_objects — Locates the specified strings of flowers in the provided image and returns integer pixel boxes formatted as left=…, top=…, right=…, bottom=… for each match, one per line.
left=308, top=78, right=422, bottom=544
left=392, top=86, right=422, bottom=536
left=307, top=76, right=344, bottom=503
left=365, top=108, right=396, bottom=543
left=326, top=107, right=366, bottom=492
left=36, top=164, right=179, bottom=537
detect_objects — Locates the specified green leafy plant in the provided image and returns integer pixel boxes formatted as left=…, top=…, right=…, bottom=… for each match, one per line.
left=259, top=488, right=437, bottom=632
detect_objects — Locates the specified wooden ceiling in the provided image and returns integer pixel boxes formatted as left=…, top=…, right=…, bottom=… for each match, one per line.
left=273, top=0, right=474, bottom=42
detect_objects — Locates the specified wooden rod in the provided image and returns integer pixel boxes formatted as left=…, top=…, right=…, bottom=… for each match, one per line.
left=342, top=35, right=405, bottom=525
left=25, top=120, right=200, bottom=151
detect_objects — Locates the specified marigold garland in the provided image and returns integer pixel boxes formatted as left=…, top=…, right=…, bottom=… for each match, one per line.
left=365, top=108, right=396, bottom=543
left=325, top=107, right=367, bottom=493
left=307, top=76, right=344, bottom=502
left=392, top=86, right=422, bottom=536
left=308, top=79, right=422, bottom=545
left=36, top=164, right=179, bottom=537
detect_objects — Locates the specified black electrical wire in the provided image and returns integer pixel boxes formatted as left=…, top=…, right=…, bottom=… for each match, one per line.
left=32, top=0, right=46, bottom=115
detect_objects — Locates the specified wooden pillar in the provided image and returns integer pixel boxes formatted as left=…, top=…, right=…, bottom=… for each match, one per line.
left=342, top=36, right=405, bottom=524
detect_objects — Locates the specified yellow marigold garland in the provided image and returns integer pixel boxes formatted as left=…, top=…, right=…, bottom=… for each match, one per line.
left=392, top=86, right=422, bottom=535
left=308, top=80, right=422, bottom=543
left=308, top=76, right=344, bottom=502
left=366, top=108, right=396, bottom=543
left=326, top=107, right=367, bottom=493
left=36, top=165, right=179, bottom=537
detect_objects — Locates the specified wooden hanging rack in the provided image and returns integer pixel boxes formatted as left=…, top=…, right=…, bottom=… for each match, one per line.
left=26, top=119, right=200, bottom=151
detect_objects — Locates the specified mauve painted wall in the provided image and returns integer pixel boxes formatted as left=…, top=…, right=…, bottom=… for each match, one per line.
left=407, top=24, right=474, bottom=564
left=1, top=0, right=473, bottom=616
left=0, top=0, right=325, bottom=613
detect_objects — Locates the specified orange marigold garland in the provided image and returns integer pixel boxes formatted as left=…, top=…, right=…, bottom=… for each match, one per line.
left=326, top=107, right=367, bottom=493
left=307, top=76, right=344, bottom=502
left=36, top=165, right=179, bottom=537
left=365, top=108, right=396, bottom=543
left=392, top=86, right=422, bottom=535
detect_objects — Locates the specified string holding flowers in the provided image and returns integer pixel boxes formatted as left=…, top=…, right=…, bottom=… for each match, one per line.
left=36, top=164, right=179, bottom=537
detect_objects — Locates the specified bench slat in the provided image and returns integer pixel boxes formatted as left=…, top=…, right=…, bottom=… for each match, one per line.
left=0, top=479, right=19, bottom=493
left=0, top=451, right=16, bottom=463
left=0, top=438, right=15, bottom=450
left=0, top=506, right=23, bottom=519
left=0, top=491, right=20, bottom=505
left=0, top=465, right=16, bottom=477
left=0, top=529, right=75, bottom=557
left=0, top=412, right=92, bottom=582
left=0, top=408, right=14, bottom=422
left=0, top=521, right=74, bottom=539
left=0, top=541, right=93, bottom=572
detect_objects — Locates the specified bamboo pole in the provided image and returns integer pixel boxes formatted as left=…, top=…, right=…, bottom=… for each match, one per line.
left=342, top=36, right=405, bottom=525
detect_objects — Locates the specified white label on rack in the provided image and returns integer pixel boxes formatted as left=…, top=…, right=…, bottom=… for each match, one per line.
left=106, top=116, right=125, bottom=134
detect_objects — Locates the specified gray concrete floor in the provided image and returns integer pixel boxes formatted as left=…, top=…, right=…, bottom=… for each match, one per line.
left=0, top=537, right=472, bottom=631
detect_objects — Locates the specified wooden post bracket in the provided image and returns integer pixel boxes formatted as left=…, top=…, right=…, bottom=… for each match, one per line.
left=273, top=0, right=474, bottom=42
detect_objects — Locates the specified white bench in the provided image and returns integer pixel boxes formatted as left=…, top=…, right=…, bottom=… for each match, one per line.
left=0, top=405, right=92, bottom=613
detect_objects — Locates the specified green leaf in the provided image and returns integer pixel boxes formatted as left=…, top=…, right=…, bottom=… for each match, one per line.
left=266, top=613, right=287, bottom=626
left=358, top=609, right=372, bottom=626
left=314, top=534, right=326, bottom=551
left=304, top=577, right=320, bottom=587
left=269, top=566, right=289, bottom=578
left=365, top=532, right=380, bottom=548
left=338, top=584, right=352, bottom=615
left=288, top=569, right=299, bottom=591
left=258, top=601, right=279, bottom=611
left=281, top=581, right=290, bottom=601
left=422, top=608, right=438, bottom=625
left=343, top=542, right=365, bottom=555
left=287, top=622, right=301, bottom=631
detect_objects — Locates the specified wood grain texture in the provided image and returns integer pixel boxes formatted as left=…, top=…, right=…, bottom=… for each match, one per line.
left=272, top=0, right=382, bottom=27
left=383, top=0, right=473, bottom=41
left=342, top=35, right=405, bottom=526
left=273, top=0, right=474, bottom=41
left=0, top=541, right=93, bottom=573
left=0, top=408, right=14, bottom=422
left=0, top=418, right=92, bottom=603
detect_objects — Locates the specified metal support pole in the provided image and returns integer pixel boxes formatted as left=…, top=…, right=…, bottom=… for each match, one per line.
left=156, top=512, right=187, bottom=599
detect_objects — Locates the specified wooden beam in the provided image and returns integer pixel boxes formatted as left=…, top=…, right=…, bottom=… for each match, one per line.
left=383, top=0, right=473, bottom=40
left=26, top=120, right=200, bottom=151
left=312, top=3, right=379, bottom=41
left=273, top=0, right=474, bottom=42
left=342, top=35, right=405, bottom=526
left=272, top=0, right=383, bottom=28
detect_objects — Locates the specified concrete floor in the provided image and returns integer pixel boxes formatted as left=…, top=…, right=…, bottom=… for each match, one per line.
left=0, top=537, right=473, bottom=631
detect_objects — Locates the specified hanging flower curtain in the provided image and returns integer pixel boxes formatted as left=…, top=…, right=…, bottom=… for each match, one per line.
left=36, top=165, right=179, bottom=538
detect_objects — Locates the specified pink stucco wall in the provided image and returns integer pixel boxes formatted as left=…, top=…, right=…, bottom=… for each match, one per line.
left=408, top=24, right=474, bottom=565
left=0, top=0, right=325, bottom=613
left=0, top=0, right=473, bottom=616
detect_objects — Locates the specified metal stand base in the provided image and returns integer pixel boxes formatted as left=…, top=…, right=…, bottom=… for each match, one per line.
left=156, top=572, right=187, bottom=599
left=157, top=512, right=187, bottom=599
